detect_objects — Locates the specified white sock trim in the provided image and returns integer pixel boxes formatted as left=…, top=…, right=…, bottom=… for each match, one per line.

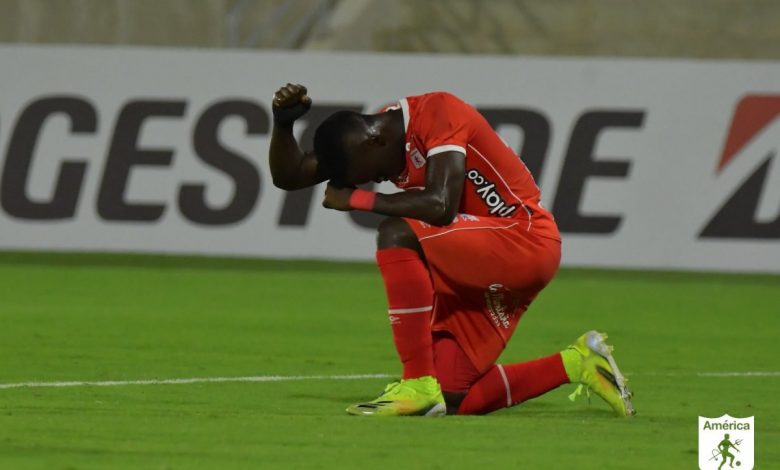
left=497, top=364, right=512, bottom=407
left=387, top=306, right=433, bottom=314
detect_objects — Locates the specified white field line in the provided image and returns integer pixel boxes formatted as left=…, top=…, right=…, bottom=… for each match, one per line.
left=0, top=371, right=778, bottom=390
left=630, top=371, right=780, bottom=378
left=0, top=373, right=393, bottom=390
left=697, top=371, right=780, bottom=377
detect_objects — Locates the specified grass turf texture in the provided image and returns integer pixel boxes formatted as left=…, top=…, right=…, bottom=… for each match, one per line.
left=0, top=252, right=778, bottom=469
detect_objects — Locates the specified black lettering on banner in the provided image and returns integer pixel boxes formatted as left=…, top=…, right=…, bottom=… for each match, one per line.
left=179, top=100, right=265, bottom=225
left=552, top=110, right=645, bottom=234
left=699, top=156, right=780, bottom=239
left=97, top=100, right=186, bottom=221
left=278, top=104, right=364, bottom=227
left=1, top=96, right=96, bottom=219
left=478, top=107, right=550, bottom=182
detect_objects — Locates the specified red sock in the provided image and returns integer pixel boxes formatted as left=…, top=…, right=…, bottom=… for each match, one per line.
left=457, top=353, right=569, bottom=415
left=376, top=247, right=435, bottom=379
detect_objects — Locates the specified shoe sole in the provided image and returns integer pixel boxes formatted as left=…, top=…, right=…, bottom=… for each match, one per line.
left=346, top=402, right=447, bottom=417
left=584, top=330, right=635, bottom=416
left=423, top=403, right=447, bottom=417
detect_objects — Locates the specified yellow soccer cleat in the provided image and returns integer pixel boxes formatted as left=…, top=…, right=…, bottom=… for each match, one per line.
left=346, top=375, right=447, bottom=417
left=561, top=331, right=635, bottom=417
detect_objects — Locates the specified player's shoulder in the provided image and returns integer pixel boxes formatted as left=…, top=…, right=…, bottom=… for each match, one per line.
left=410, top=91, right=469, bottom=108
left=406, top=91, right=475, bottom=124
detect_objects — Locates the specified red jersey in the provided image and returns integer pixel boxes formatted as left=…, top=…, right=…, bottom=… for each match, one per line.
left=391, top=92, right=559, bottom=241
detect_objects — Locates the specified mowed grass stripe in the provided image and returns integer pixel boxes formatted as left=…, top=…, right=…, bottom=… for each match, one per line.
left=2, top=371, right=779, bottom=390
left=1, top=252, right=778, bottom=469
left=0, top=374, right=394, bottom=389
left=0, top=250, right=778, bottom=283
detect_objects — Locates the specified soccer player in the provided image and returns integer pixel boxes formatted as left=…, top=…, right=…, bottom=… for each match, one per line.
left=269, top=83, right=634, bottom=417
left=717, top=434, right=739, bottom=470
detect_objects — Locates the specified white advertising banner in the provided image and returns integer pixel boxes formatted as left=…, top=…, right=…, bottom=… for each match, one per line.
left=0, top=45, right=778, bottom=272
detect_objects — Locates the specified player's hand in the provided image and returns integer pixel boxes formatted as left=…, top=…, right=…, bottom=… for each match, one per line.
left=272, top=83, right=312, bottom=125
left=322, top=184, right=354, bottom=211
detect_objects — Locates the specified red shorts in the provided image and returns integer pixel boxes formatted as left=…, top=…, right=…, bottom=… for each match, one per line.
left=405, top=214, right=561, bottom=389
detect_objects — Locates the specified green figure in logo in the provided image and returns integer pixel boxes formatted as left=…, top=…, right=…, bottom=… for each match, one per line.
left=717, top=433, right=739, bottom=470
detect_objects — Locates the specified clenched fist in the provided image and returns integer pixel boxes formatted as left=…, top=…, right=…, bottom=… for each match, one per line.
left=272, top=83, right=312, bottom=125
left=322, top=184, right=354, bottom=211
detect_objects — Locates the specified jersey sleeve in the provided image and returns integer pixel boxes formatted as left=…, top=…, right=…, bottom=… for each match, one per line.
left=415, top=93, right=472, bottom=158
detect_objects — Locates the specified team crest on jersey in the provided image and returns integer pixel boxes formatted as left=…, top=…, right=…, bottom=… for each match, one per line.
left=410, top=148, right=426, bottom=169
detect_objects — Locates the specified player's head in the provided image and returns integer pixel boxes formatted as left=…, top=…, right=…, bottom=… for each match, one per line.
left=725, top=434, right=730, bottom=439
left=314, top=110, right=401, bottom=186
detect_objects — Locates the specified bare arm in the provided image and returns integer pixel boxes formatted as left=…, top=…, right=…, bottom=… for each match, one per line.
left=269, top=123, right=324, bottom=190
left=324, top=151, right=466, bottom=226
left=268, top=83, right=327, bottom=190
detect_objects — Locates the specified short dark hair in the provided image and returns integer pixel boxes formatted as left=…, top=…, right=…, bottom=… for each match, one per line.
left=313, top=110, right=365, bottom=184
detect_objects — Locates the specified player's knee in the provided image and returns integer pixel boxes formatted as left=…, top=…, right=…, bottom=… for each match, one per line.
left=376, top=217, right=420, bottom=251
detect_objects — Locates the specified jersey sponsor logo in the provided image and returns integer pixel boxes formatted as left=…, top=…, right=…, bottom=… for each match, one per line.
left=466, top=169, right=518, bottom=217
left=699, top=95, right=780, bottom=239
left=484, top=283, right=514, bottom=329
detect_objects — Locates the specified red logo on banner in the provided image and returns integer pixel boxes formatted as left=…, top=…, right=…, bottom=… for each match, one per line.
left=718, top=95, right=780, bottom=172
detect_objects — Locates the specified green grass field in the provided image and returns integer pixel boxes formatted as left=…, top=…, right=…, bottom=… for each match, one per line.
left=0, top=252, right=778, bottom=469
